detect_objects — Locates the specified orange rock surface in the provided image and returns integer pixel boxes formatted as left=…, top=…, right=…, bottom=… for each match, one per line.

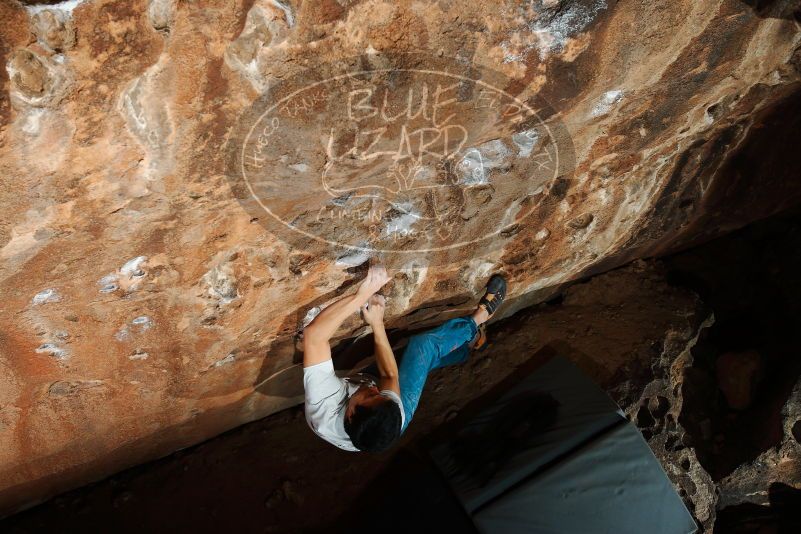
left=1, top=0, right=800, bottom=514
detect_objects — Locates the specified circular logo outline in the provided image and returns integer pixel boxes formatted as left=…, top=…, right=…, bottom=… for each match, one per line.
left=228, top=58, right=575, bottom=264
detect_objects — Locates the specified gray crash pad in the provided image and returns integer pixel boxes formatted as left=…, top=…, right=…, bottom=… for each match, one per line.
left=430, top=356, right=625, bottom=513
left=429, top=355, right=697, bottom=534
left=473, top=422, right=697, bottom=534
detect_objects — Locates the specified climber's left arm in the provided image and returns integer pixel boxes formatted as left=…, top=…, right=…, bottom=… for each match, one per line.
left=362, top=294, right=400, bottom=395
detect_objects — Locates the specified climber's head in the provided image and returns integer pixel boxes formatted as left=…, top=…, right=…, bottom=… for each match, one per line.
left=344, top=385, right=402, bottom=452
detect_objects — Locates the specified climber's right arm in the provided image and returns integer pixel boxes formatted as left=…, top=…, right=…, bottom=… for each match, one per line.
left=303, top=265, right=390, bottom=368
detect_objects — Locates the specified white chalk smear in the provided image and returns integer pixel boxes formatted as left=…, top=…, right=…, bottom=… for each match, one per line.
left=115, top=326, right=130, bottom=341
left=268, top=0, right=295, bottom=27
left=503, top=0, right=608, bottom=61
left=98, top=273, right=119, bottom=293
left=25, top=0, right=88, bottom=15
left=132, top=316, right=153, bottom=331
left=591, top=90, right=624, bottom=117
left=512, top=128, right=540, bottom=158
left=302, top=306, right=321, bottom=328
left=22, top=109, right=46, bottom=136
left=457, top=140, right=511, bottom=185
left=335, top=247, right=372, bottom=267
left=36, top=343, right=68, bottom=359
left=213, top=354, right=236, bottom=367
left=383, top=211, right=420, bottom=237
left=120, top=256, right=147, bottom=278
left=458, top=148, right=486, bottom=185
left=116, top=316, right=153, bottom=342
left=32, top=288, right=61, bottom=305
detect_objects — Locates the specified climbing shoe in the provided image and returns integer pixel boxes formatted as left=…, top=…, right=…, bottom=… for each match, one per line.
left=478, top=274, right=507, bottom=317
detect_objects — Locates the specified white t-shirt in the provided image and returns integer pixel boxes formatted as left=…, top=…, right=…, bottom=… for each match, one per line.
left=303, top=359, right=405, bottom=452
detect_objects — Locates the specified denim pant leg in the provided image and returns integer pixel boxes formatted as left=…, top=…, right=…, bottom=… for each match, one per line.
left=398, top=317, right=478, bottom=433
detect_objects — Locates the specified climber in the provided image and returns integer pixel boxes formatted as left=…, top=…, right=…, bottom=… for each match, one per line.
left=302, top=264, right=507, bottom=452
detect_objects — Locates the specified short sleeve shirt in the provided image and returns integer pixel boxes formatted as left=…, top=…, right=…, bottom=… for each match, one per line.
left=303, top=359, right=405, bottom=452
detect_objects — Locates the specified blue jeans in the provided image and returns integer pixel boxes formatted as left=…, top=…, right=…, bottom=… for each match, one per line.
left=398, top=317, right=478, bottom=433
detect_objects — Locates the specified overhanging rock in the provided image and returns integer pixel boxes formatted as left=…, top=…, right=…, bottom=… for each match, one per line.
left=1, top=0, right=800, bottom=514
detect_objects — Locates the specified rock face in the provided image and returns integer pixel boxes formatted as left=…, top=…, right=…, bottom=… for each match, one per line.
left=618, top=314, right=721, bottom=530
left=1, top=0, right=800, bottom=515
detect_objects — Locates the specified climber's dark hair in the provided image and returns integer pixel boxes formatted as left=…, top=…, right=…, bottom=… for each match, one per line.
left=344, top=398, right=401, bottom=452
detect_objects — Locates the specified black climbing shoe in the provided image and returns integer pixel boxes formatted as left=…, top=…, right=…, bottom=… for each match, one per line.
left=479, top=274, right=507, bottom=317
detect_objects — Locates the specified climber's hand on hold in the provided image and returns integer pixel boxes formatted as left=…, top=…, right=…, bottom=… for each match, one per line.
left=361, top=294, right=386, bottom=327
left=357, top=264, right=390, bottom=299
left=303, top=266, right=389, bottom=368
